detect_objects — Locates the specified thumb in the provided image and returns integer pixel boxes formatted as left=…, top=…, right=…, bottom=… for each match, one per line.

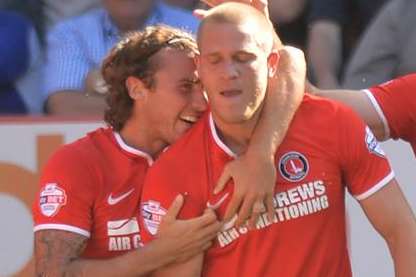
left=165, top=194, right=184, bottom=220
left=193, top=9, right=209, bottom=19
left=214, top=168, right=231, bottom=194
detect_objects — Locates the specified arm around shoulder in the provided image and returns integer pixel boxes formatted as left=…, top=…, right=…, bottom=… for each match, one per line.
left=316, top=89, right=387, bottom=140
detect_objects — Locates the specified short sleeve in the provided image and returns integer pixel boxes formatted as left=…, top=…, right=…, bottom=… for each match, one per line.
left=32, top=146, right=96, bottom=237
left=140, top=159, right=206, bottom=243
left=44, top=22, right=90, bottom=98
left=366, top=74, right=416, bottom=142
left=336, top=104, right=394, bottom=200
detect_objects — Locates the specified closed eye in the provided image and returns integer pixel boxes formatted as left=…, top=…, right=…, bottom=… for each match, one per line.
left=178, top=79, right=201, bottom=93
left=234, top=52, right=255, bottom=63
left=206, top=54, right=221, bottom=65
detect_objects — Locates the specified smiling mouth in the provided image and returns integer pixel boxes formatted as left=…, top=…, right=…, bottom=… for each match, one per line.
left=180, top=115, right=199, bottom=124
left=220, top=90, right=242, bottom=97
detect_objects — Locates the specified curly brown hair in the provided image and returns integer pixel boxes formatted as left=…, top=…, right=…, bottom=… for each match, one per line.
left=102, top=25, right=198, bottom=131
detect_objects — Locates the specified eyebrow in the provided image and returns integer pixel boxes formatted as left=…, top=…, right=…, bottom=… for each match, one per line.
left=203, top=52, right=220, bottom=58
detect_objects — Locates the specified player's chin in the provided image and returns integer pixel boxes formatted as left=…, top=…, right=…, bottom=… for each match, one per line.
left=172, top=121, right=195, bottom=140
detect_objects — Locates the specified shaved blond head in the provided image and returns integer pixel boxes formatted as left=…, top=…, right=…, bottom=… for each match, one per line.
left=197, top=2, right=282, bottom=52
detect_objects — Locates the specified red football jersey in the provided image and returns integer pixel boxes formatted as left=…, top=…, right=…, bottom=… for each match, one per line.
left=33, top=128, right=153, bottom=259
left=140, top=94, right=393, bottom=277
left=364, top=73, right=416, bottom=155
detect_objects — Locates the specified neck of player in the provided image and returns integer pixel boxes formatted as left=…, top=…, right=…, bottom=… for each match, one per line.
left=213, top=107, right=263, bottom=156
left=119, top=114, right=168, bottom=159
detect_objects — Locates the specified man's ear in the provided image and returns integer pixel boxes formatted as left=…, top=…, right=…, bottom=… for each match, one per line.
left=125, top=76, right=150, bottom=101
left=267, top=51, right=280, bottom=78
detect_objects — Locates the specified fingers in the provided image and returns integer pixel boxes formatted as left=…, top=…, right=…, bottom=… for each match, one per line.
left=223, top=191, right=244, bottom=222
left=189, top=208, right=218, bottom=227
left=265, top=194, right=275, bottom=222
left=202, top=241, right=213, bottom=251
left=247, top=200, right=266, bottom=228
left=165, top=194, right=184, bottom=220
left=235, top=194, right=257, bottom=227
left=193, top=9, right=209, bottom=19
left=214, top=166, right=232, bottom=194
left=197, top=221, right=222, bottom=240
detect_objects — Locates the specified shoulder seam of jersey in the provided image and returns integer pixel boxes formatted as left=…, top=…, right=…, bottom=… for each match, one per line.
left=33, top=223, right=90, bottom=238
left=354, top=170, right=395, bottom=201
left=362, top=89, right=391, bottom=140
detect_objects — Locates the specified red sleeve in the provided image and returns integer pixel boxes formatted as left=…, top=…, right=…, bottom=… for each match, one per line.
left=32, top=145, right=96, bottom=237
left=140, top=157, right=207, bottom=243
left=365, top=73, right=416, bottom=141
left=336, top=104, right=394, bottom=200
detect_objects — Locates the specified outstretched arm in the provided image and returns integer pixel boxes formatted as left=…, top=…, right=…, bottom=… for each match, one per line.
left=315, top=88, right=386, bottom=140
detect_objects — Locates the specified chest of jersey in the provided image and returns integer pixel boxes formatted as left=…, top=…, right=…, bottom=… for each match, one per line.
left=201, top=127, right=351, bottom=276
left=83, top=154, right=149, bottom=258
left=209, top=137, right=345, bottom=246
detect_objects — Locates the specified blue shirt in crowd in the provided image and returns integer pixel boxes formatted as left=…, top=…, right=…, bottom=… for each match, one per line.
left=0, top=11, right=30, bottom=114
left=45, top=1, right=199, bottom=99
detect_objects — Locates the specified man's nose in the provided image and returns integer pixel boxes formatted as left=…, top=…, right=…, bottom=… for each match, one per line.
left=222, top=61, right=239, bottom=80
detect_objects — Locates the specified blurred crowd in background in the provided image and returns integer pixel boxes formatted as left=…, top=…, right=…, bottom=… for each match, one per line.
left=1, top=0, right=415, bottom=115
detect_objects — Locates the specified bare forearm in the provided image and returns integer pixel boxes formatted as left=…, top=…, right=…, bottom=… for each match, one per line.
left=360, top=181, right=416, bottom=277
left=64, top=240, right=176, bottom=277
left=35, top=231, right=175, bottom=277
left=307, top=20, right=342, bottom=88
left=387, top=227, right=416, bottom=277
left=247, top=48, right=305, bottom=160
left=249, top=81, right=301, bottom=160
left=316, top=89, right=386, bottom=140
left=384, top=200, right=416, bottom=277
left=46, top=90, right=106, bottom=115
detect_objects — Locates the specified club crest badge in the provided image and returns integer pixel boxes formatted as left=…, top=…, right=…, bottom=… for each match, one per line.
left=39, top=183, right=67, bottom=217
left=141, top=200, right=167, bottom=235
left=279, top=151, right=309, bottom=182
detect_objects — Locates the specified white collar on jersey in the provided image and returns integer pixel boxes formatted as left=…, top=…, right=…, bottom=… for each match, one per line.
left=208, top=113, right=237, bottom=158
left=113, top=132, right=154, bottom=166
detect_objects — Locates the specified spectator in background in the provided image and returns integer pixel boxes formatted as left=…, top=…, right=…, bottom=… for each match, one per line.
left=163, top=0, right=200, bottom=10
left=42, top=0, right=100, bottom=30
left=268, top=0, right=308, bottom=50
left=342, top=0, right=416, bottom=89
left=0, top=0, right=44, bottom=43
left=0, top=11, right=44, bottom=114
left=307, top=0, right=387, bottom=89
left=45, top=0, right=199, bottom=115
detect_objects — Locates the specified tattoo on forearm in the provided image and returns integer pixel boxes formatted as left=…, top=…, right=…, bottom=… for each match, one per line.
left=35, top=230, right=88, bottom=277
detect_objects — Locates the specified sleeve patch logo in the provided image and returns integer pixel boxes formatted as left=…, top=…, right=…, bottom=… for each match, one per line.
left=39, top=183, right=67, bottom=217
left=141, top=201, right=167, bottom=236
left=279, top=151, right=309, bottom=182
left=365, top=126, right=386, bottom=157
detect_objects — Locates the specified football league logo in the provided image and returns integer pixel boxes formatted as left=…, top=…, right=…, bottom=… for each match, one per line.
left=279, top=151, right=309, bottom=182
left=39, top=183, right=67, bottom=217
left=365, top=126, right=386, bottom=157
left=141, top=200, right=167, bottom=235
